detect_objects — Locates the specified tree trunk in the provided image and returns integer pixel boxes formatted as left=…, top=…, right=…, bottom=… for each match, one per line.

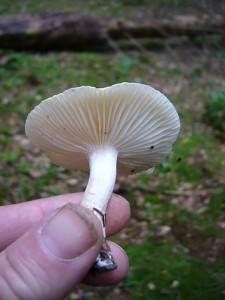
left=0, top=13, right=224, bottom=51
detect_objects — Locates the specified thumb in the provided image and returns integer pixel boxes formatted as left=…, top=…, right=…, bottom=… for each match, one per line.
left=0, top=203, right=103, bottom=300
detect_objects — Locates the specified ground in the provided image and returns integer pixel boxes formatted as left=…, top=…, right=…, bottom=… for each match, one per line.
left=0, top=1, right=225, bottom=299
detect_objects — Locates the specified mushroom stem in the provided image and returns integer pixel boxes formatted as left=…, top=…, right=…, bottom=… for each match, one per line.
left=81, top=147, right=118, bottom=222
left=81, top=147, right=118, bottom=271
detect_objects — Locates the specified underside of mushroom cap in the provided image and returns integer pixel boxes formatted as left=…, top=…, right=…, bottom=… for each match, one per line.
left=25, top=82, right=180, bottom=175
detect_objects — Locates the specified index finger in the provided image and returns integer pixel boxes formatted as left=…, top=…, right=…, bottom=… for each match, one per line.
left=0, top=193, right=130, bottom=251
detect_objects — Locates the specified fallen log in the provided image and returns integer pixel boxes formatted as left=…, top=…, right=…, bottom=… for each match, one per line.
left=0, top=13, right=224, bottom=51
left=0, top=13, right=106, bottom=51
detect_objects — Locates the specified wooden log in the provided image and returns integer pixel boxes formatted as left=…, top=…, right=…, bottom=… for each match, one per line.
left=108, top=15, right=225, bottom=39
left=108, top=14, right=225, bottom=39
left=0, top=13, right=106, bottom=51
left=0, top=13, right=224, bottom=51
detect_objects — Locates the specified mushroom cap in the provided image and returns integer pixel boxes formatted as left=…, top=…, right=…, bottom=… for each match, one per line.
left=25, top=82, right=180, bottom=175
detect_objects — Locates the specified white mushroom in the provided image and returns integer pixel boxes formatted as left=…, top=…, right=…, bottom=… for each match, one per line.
left=25, top=82, right=180, bottom=270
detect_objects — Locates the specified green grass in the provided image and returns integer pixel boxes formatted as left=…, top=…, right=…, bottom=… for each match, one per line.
left=0, top=2, right=225, bottom=298
left=0, top=0, right=219, bottom=18
left=125, top=240, right=225, bottom=300
left=0, top=0, right=147, bottom=16
left=204, top=91, right=225, bottom=139
left=120, top=187, right=225, bottom=299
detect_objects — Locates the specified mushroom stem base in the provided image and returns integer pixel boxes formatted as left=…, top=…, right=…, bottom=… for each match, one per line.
left=91, top=242, right=117, bottom=272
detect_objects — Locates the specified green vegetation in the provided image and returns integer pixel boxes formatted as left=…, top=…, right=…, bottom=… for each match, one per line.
left=1, top=1, right=225, bottom=299
left=0, top=0, right=215, bottom=17
left=126, top=242, right=225, bottom=300
left=0, top=0, right=150, bottom=16
left=204, top=91, right=225, bottom=139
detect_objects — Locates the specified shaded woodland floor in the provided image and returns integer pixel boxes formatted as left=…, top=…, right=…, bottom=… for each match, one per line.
left=0, top=1, right=225, bottom=299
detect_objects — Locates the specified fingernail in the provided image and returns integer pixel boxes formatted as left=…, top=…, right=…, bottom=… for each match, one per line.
left=41, top=204, right=99, bottom=260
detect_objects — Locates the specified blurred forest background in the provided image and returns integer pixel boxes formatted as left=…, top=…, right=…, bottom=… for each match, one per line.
left=0, top=1, right=225, bottom=299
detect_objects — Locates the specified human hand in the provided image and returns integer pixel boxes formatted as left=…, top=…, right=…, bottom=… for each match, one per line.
left=0, top=193, right=130, bottom=299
